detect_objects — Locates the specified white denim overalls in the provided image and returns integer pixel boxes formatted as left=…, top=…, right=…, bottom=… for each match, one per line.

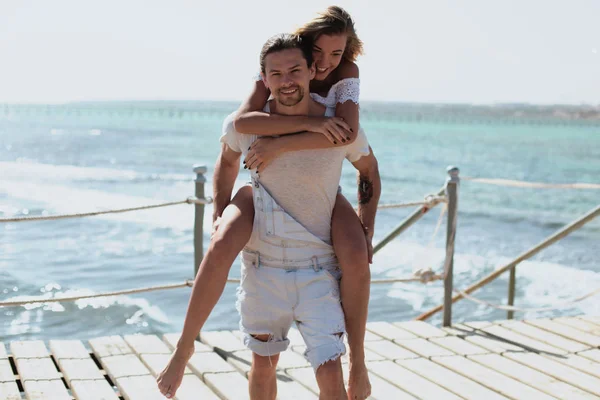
left=236, top=175, right=346, bottom=371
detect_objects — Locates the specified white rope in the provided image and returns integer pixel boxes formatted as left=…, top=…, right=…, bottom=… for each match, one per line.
left=0, top=278, right=238, bottom=307
left=0, top=197, right=212, bottom=223
left=358, top=195, right=446, bottom=211
left=454, top=287, right=600, bottom=312
left=463, top=177, right=600, bottom=189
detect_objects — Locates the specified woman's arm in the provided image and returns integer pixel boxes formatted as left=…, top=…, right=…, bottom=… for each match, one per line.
left=233, top=78, right=351, bottom=142
left=333, top=61, right=361, bottom=143
left=244, top=131, right=347, bottom=172
left=233, top=78, right=308, bottom=135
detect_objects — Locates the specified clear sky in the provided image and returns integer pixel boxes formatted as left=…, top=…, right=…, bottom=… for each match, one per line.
left=0, top=0, right=598, bottom=105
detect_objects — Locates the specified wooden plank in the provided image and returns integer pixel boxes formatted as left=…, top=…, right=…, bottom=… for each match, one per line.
left=393, top=321, right=447, bottom=338
left=200, top=331, right=245, bottom=352
left=500, top=320, right=589, bottom=352
left=369, top=373, right=417, bottom=400
left=10, top=340, right=49, bottom=358
left=286, top=365, right=417, bottom=399
left=397, top=358, right=508, bottom=400
left=368, top=360, right=462, bottom=400
left=56, top=358, right=104, bottom=384
left=100, top=354, right=150, bottom=379
left=462, top=321, right=494, bottom=330
left=541, top=353, right=600, bottom=379
left=479, top=324, right=567, bottom=355
left=273, top=376, right=318, bottom=399
left=578, top=316, right=600, bottom=325
left=124, top=334, right=171, bottom=355
left=0, top=381, right=21, bottom=400
left=0, top=342, right=8, bottom=359
left=89, top=336, right=132, bottom=357
left=115, top=374, right=166, bottom=400
left=162, top=334, right=212, bottom=353
left=15, top=357, right=61, bottom=381
left=432, top=355, right=555, bottom=400
left=140, top=354, right=193, bottom=377
left=364, top=340, right=420, bottom=361
left=71, top=379, right=120, bottom=400
left=429, top=336, right=489, bottom=356
left=188, top=351, right=236, bottom=377
left=445, top=324, right=524, bottom=354
left=470, top=353, right=597, bottom=400
left=0, top=358, right=15, bottom=382
left=50, top=340, right=90, bottom=359
left=504, top=352, right=600, bottom=396
left=284, top=367, right=318, bottom=394
left=526, top=318, right=600, bottom=347
left=204, top=371, right=250, bottom=400
left=578, top=349, right=600, bottom=363
left=174, top=374, right=221, bottom=400
left=286, top=328, right=305, bottom=347
left=23, top=380, right=71, bottom=400
left=393, top=338, right=455, bottom=358
left=554, top=317, right=600, bottom=335
left=366, top=322, right=418, bottom=340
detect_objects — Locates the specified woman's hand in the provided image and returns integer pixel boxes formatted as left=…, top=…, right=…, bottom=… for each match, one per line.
left=306, top=116, right=353, bottom=145
left=244, top=137, right=282, bottom=173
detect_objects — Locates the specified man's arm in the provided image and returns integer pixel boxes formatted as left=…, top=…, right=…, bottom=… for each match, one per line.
left=212, top=143, right=242, bottom=223
left=351, top=148, right=381, bottom=258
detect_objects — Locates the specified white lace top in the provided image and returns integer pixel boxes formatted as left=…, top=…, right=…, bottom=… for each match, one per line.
left=253, top=73, right=360, bottom=107
left=310, top=78, right=360, bottom=107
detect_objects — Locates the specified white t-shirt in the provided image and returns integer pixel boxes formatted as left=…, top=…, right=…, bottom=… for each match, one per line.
left=220, top=103, right=370, bottom=243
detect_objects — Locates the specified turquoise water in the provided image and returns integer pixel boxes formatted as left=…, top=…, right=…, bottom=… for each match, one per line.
left=1, top=102, right=599, bottom=342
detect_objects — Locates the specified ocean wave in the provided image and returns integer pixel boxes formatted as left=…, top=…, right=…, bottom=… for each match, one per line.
left=0, top=160, right=192, bottom=184
left=375, top=241, right=600, bottom=319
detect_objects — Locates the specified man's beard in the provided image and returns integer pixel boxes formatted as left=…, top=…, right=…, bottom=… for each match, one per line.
left=276, top=86, right=305, bottom=107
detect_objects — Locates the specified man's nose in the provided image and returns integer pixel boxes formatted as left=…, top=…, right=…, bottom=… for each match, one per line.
left=281, top=74, right=294, bottom=85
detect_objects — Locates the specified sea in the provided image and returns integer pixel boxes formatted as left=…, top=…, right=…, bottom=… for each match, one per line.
left=1, top=101, right=599, bottom=342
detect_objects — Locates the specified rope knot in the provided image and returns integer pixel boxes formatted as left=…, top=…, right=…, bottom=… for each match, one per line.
left=413, top=268, right=439, bottom=284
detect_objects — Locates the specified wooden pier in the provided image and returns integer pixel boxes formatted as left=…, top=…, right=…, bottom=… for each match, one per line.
left=2, top=315, right=600, bottom=399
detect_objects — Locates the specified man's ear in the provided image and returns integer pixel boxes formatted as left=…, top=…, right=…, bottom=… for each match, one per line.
left=261, top=72, right=269, bottom=90
left=308, top=62, right=316, bottom=80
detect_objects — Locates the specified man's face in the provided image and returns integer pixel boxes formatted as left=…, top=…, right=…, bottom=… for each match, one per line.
left=262, top=48, right=316, bottom=107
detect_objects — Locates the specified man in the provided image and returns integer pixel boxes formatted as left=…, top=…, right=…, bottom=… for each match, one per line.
left=158, top=34, right=380, bottom=400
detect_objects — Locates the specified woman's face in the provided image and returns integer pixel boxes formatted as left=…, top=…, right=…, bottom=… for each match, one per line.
left=312, top=34, right=347, bottom=80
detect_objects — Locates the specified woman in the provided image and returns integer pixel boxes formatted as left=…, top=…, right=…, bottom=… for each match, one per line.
left=158, top=6, right=374, bottom=400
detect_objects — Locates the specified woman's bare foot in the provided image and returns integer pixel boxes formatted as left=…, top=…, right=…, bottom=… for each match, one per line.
left=156, top=346, right=194, bottom=398
left=347, top=361, right=371, bottom=400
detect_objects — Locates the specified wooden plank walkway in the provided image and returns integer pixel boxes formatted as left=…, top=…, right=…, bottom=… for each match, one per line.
left=1, top=315, right=600, bottom=399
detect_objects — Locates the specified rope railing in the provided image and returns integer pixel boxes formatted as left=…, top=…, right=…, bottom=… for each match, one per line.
left=0, top=197, right=212, bottom=223
left=462, top=177, right=600, bottom=189
left=0, top=275, right=446, bottom=307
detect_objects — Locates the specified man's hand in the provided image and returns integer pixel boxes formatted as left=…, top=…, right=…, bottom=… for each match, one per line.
left=306, top=116, right=352, bottom=145
left=244, top=137, right=282, bottom=172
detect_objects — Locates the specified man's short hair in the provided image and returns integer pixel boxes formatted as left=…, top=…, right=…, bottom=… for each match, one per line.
left=259, top=33, right=313, bottom=74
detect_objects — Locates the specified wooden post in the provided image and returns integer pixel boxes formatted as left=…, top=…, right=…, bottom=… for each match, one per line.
left=193, top=165, right=207, bottom=276
left=443, top=166, right=460, bottom=327
left=507, top=266, right=516, bottom=319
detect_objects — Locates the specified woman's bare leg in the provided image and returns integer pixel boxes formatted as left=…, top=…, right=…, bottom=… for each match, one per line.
left=331, top=193, right=371, bottom=400
left=157, top=186, right=254, bottom=398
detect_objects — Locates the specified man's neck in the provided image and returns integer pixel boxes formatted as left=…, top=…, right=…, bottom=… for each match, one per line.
left=269, top=97, right=326, bottom=117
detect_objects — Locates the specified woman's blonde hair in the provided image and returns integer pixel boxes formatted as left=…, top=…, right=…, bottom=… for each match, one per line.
left=294, top=6, right=364, bottom=62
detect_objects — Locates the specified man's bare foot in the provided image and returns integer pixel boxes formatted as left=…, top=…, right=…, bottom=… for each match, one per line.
left=347, top=362, right=371, bottom=400
left=157, top=346, right=194, bottom=398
